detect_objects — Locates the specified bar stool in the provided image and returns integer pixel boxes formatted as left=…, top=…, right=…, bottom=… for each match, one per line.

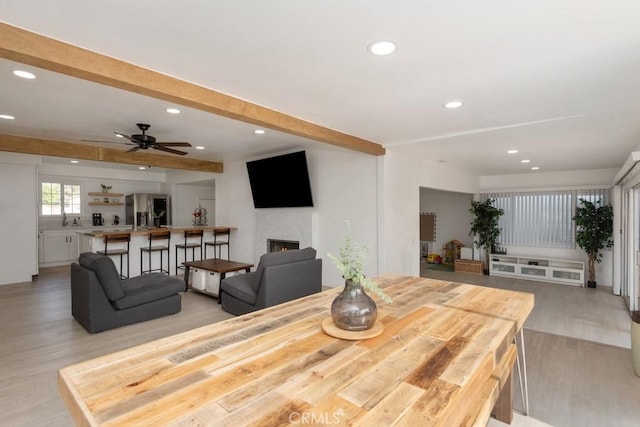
left=175, top=229, right=204, bottom=275
left=140, top=229, right=171, bottom=275
left=97, top=232, right=130, bottom=279
left=204, top=228, right=231, bottom=260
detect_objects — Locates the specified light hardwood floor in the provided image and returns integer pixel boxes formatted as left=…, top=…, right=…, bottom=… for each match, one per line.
left=0, top=266, right=638, bottom=426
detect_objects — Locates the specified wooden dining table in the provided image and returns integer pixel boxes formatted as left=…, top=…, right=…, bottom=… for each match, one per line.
left=58, top=275, right=534, bottom=426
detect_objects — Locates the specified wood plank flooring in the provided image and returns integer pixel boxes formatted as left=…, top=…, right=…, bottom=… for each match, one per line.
left=0, top=265, right=638, bottom=426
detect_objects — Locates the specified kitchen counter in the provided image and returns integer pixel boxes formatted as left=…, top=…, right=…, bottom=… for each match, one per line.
left=82, top=225, right=236, bottom=238
left=78, top=226, right=239, bottom=277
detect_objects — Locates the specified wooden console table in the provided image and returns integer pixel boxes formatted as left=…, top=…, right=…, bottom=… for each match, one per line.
left=58, top=275, right=534, bottom=426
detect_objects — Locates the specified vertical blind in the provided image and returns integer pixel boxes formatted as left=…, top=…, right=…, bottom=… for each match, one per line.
left=481, top=189, right=610, bottom=249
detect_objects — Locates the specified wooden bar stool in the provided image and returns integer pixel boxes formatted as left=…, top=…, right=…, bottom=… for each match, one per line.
left=97, top=232, right=130, bottom=279
left=204, top=228, right=231, bottom=260
left=140, top=229, right=171, bottom=275
left=175, top=229, right=203, bottom=275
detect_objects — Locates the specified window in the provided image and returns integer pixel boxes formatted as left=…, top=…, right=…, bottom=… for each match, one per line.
left=41, top=182, right=81, bottom=215
left=482, top=189, right=610, bottom=249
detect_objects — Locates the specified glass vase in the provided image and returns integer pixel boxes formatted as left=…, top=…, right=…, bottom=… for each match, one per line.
left=331, top=279, right=377, bottom=331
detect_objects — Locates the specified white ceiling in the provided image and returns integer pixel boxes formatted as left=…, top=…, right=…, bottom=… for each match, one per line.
left=1, top=1, right=640, bottom=175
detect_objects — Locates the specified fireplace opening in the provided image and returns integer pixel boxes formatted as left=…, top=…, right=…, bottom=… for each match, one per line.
left=268, top=239, right=300, bottom=253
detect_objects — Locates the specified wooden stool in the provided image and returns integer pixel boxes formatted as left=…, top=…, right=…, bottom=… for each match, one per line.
left=204, top=228, right=231, bottom=260
left=140, top=229, right=171, bottom=275
left=175, top=229, right=203, bottom=275
left=97, top=232, right=130, bottom=279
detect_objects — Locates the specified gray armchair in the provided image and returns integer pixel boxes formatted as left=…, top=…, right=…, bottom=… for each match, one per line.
left=71, top=252, right=185, bottom=333
left=220, top=247, right=322, bottom=315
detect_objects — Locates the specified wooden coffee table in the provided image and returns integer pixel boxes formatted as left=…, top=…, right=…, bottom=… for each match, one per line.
left=183, top=258, right=253, bottom=301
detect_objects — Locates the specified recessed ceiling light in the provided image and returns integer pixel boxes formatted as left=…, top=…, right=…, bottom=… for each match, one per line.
left=0, top=114, right=15, bottom=120
left=507, top=150, right=518, bottom=154
left=70, top=160, right=79, bottom=164
left=115, top=133, right=123, bottom=138
left=254, top=129, right=265, bottom=135
left=166, top=108, right=181, bottom=114
left=531, top=166, right=540, bottom=170
left=138, top=166, right=146, bottom=170
left=521, top=159, right=531, bottom=163
left=444, top=101, right=464, bottom=109
left=13, top=70, right=36, bottom=79
left=195, top=146, right=205, bottom=150
left=368, top=40, right=397, bottom=56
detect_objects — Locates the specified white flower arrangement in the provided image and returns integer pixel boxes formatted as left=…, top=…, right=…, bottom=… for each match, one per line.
left=327, top=221, right=392, bottom=303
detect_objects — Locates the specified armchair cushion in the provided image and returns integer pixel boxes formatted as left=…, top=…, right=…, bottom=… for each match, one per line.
left=112, top=274, right=186, bottom=310
left=220, top=272, right=259, bottom=305
left=253, top=247, right=316, bottom=292
left=78, top=252, right=124, bottom=301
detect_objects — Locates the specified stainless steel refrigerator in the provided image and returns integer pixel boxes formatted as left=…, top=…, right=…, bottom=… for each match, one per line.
left=125, top=193, right=172, bottom=227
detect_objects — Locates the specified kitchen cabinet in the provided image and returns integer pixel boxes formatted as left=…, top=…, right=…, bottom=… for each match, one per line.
left=41, top=229, right=87, bottom=266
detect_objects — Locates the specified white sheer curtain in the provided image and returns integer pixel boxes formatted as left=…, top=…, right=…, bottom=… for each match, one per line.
left=482, top=189, right=610, bottom=249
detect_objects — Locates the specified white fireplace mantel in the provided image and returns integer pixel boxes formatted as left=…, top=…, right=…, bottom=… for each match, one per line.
left=255, top=209, right=316, bottom=260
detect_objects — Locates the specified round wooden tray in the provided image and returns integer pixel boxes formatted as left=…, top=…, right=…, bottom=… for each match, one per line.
left=321, top=318, right=384, bottom=340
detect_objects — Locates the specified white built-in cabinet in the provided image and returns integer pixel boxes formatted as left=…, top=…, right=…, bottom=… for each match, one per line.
left=41, top=229, right=86, bottom=266
left=490, top=254, right=585, bottom=287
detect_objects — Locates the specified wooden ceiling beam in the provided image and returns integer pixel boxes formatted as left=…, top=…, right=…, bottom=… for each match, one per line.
left=0, top=134, right=223, bottom=173
left=0, top=23, right=385, bottom=156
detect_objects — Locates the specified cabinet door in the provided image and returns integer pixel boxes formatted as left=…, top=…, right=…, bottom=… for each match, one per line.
left=43, top=233, right=70, bottom=263
left=68, top=234, right=79, bottom=261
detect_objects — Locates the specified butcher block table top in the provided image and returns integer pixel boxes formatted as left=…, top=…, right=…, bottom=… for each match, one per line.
left=58, top=275, right=534, bottom=427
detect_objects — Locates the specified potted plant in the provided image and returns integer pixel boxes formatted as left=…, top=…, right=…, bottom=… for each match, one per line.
left=573, top=198, right=613, bottom=288
left=328, top=221, right=391, bottom=331
left=469, top=199, right=504, bottom=275
left=153, top=210, right=166, bottom=228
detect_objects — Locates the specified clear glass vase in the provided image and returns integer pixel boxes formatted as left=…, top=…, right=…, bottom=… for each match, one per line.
left=331, top=279, right=377, bottom=331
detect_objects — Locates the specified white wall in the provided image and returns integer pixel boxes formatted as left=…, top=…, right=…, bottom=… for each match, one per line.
left=0, top=153, right=38, bottom=285
left=382, top=149, right=481, bottom=277
left=481, top=169, right=617, bottom=191
left=214, top=146, right=379, bottom=287
left=169, top=182, right=215, bottom=227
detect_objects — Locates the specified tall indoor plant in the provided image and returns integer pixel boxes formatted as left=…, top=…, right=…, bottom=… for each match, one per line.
left=469, top=199, right=504, bottom=274
left=573, top=198, right=613, bottom=288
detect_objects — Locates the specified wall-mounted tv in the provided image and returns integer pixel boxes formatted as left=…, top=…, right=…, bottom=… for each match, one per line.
left=246, top=151, right=314, bottom=208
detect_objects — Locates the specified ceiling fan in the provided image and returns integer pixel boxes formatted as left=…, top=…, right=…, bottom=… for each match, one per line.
left=83, top=123, right=192, bottom=155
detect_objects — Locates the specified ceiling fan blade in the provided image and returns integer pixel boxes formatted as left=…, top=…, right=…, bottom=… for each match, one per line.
left=82, top=139, right=134, bottom=146
left=153, top=145, right=188, bottom=156
left=157, top=142, right=192, bottom=147
left=127, top=146, right=141, bottom=153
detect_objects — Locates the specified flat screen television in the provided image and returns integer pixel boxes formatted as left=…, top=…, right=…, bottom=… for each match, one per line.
left=246, top=151, right=314, bottom=208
